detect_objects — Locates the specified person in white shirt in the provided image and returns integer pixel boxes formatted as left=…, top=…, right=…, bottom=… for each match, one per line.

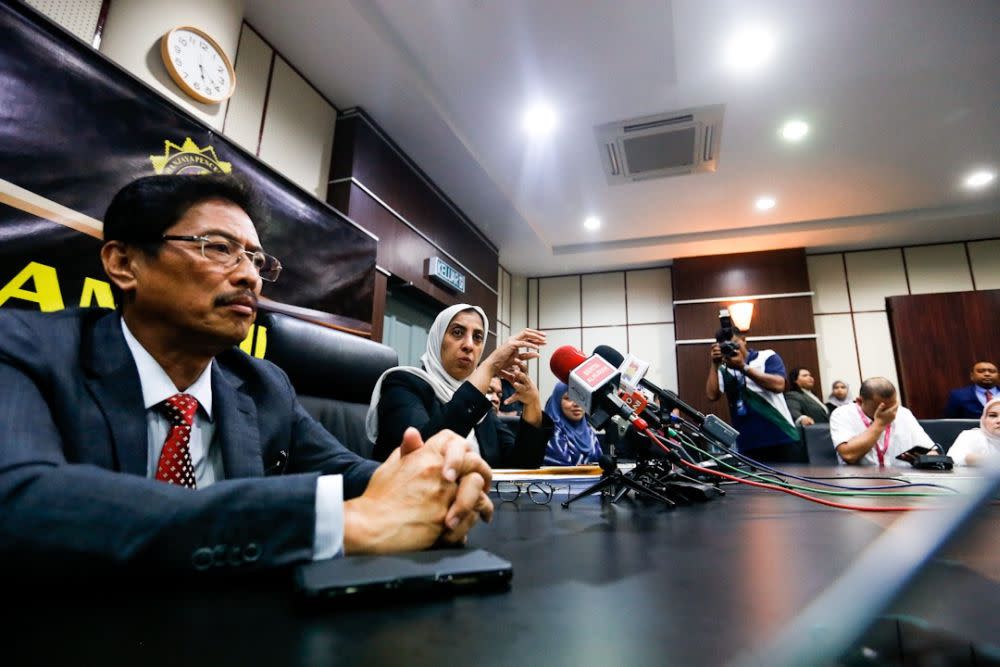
left=829, top=377, right=937, bottom=467
left=948, top=398, right=1000, bottom=466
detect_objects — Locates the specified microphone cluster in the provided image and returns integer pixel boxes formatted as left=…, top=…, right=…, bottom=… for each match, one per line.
left=549, top=343, right=738, bottom=452
left=549, top=343, right=738, bottom=506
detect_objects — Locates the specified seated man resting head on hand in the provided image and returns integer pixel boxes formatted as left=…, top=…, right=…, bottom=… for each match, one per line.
left=830, top=377, right=936, bottom=467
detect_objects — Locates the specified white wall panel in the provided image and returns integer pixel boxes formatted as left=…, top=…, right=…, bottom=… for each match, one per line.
left=537, top=328, right=583, bottom=400
left=844, top=249, right=909, bottom=311
left=510, top=275, right=528, bottom=332
left=904, top=244, right=974, bottom=294
left=807, top=254, right=851, bottom=314
left=258, top=57, right=336, bottom=199
left=497, top=324, right=510, bottom=348
left=814, top=314, right=862, bottom=401
left=527, top=278, right=538, bottom=329
left=496, top=266, right=506, bottom=326
left=853, top=312, right=899, bottom=388
left=625, top=268, right=673, bottom=323
left=501, top=269, right=511, bottom=323
left=628, top=324, right=677, bottom=392
left=968, top=240, right=1000, bottom=289
left=538, top=276, right=580, bottom=329
left=223, top=25, right=272, bottom=154
left=581, top=273, right=626, bottom=326
left=582, top=326, right=628, bottom=360
left=26, top=0, right=104, bottom=43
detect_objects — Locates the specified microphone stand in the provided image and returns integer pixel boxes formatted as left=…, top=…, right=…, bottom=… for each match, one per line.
left=614, top=412, right=727, bottom=504
left=561, top=435, right=677, bottom=508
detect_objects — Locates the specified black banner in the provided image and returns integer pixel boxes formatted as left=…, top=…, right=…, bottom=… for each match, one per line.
left=0, top=2, right=375, bottom=331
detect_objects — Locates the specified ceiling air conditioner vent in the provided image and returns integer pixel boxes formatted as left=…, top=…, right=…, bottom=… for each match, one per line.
left=595, top=104, right=724, bottom=185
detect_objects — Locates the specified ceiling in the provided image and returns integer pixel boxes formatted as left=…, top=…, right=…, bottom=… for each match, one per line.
left=243, top=0, right=1000, bottom=276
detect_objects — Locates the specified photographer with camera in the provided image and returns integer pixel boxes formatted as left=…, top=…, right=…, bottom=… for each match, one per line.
left=706, top=318, right=801, bottom=462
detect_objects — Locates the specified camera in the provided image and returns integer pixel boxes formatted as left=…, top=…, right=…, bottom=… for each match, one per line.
left=718, top=339, right=740, bottom=358
left=716, top=309, right=740, bottom=358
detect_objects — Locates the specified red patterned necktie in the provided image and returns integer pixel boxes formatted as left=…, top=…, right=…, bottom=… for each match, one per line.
left=155, top=393, right=199, bottom=489
left=987, top=389, right=994, bottom=402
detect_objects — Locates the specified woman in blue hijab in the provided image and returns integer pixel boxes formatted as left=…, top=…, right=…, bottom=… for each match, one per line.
left=543, top=381, right=603, bottom=465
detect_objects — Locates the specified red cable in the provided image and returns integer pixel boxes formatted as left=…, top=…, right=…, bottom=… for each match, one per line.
left=643, top=428, right=917, bottom=513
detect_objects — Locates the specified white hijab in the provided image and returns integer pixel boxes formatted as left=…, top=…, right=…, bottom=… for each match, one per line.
left=827, top=381, right=853, bottom=408
left=976, top=397, right=1000, bottom=447
left=950, top=398, right=1000, bottom=465
left=365, top=303, right=490, bottom=452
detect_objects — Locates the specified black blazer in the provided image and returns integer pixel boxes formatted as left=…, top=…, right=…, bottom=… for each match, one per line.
left=373, top=371, right=550, bottom=468
left=0, top=307, right=378, bottom=574
left=784, top=390, right=830, bottom=424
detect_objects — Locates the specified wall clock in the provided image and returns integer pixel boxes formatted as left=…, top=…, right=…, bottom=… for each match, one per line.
left=160, top=26, right=236, bottom=104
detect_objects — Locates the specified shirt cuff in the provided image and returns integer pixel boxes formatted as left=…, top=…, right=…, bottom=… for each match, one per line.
left=312, top=474, right=345, bottom=561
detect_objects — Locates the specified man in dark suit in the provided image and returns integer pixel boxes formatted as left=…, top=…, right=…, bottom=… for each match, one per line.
left=944, top=360, right=998, bottom=418
left=0, top=174, right=492, bottom=574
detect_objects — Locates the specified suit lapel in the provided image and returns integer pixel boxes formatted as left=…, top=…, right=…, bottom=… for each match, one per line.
left=82, top=311, right=148, bottom=476
left=212, top=362, right=263, bottom=479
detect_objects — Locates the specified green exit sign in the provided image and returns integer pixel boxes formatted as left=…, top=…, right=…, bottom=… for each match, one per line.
left=426, top=256, right=466, bottom=293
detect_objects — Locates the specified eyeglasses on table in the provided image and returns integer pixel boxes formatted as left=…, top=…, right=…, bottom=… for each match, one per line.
left=494, top=480, right=558, bottom=505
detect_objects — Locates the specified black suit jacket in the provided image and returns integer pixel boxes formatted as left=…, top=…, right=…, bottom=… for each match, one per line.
left=0, top=308, right=378, bottom=574
left=784, top=390, right=830, bottom=424
left=373, top=371, right=550, bottom=468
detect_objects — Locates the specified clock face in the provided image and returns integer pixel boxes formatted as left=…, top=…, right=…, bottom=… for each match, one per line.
left=163, top=27, right=234, bottom=104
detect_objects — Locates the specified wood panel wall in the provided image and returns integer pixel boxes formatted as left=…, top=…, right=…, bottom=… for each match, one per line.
left=886, top=289, right=1000, bottom=419
left=672, top=248, right=820, bottom=420
left=328, top=110, right=499, bottom=339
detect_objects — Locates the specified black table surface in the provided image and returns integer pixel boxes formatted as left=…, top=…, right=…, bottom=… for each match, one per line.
left=5, top=466, right=999, bottom=666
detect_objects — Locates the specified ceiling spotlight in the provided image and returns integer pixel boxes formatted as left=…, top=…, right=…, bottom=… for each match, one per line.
left=584, top=216, right=601, bottom=230
left=780, top=120, right=809, bottom=142
left=963, top=169, right=996, bottom=189
left=522, top=103, right=557, bottom=137
left=755, top=196, right=776, bottom=211
left=725, top=26, right=775, bottom=71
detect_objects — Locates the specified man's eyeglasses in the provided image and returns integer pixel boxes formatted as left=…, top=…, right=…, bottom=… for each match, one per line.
left=494, top=481, right=556, bottom=505
left=162, top=235, right=282, bottom=282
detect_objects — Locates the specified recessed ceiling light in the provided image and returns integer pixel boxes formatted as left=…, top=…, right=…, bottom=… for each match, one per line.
left=583, top=216, right=601, bottom=230
left=780, top=120, right=809, bottom=142
left=725, top=26, right=775, bottom=72
left=522, top=103, right=557, bottom=137
left=963, top=169, right=996, bottom=189
left=755, top=196, right=776, bottom=211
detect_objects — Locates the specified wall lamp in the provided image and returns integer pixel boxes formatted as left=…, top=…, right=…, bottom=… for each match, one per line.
left=728, top=301, right=755, bottom=332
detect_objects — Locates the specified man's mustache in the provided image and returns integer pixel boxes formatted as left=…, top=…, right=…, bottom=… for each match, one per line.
left=214, top=291, right=258, bottom=309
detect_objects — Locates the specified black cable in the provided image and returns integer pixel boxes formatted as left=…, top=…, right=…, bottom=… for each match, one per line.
left=667, top=417, right=958, bottom=493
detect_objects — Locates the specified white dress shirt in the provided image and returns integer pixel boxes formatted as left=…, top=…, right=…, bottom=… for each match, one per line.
left=121, top=319, right=344, bottom=559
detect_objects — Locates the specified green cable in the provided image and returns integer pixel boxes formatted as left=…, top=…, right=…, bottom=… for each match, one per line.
left=667, top=429, right=948, bottom=498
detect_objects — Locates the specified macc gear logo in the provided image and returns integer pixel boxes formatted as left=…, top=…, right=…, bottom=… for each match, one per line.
left=149, top=137, right=232, bottom=175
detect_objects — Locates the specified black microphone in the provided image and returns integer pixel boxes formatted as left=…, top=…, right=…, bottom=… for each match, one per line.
left=587, top=345, right=662, bottom=428
left=592, top=345, right=739, bottom=448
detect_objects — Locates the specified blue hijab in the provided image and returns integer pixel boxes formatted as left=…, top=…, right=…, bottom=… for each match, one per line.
left=543, top=381, right=603, bottom=466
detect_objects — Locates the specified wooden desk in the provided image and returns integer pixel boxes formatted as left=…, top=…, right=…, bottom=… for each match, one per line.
left=5, top=467, right=998, bottom=666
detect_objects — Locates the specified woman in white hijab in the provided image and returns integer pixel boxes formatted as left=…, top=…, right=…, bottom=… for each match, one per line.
left=367, top=303, right=551, bottom=468
left=947, top=397, right=1000, bottom=466
left=826, top=380, right=852, bottom=413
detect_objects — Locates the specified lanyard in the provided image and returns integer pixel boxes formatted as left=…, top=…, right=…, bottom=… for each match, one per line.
left=856, top=404, right=891, bottom=466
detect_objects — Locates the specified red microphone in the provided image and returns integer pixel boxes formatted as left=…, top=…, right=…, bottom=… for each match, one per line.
left=549, top=345, right=647, bottom=430
left=550, top=345, right=588, bottom=383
